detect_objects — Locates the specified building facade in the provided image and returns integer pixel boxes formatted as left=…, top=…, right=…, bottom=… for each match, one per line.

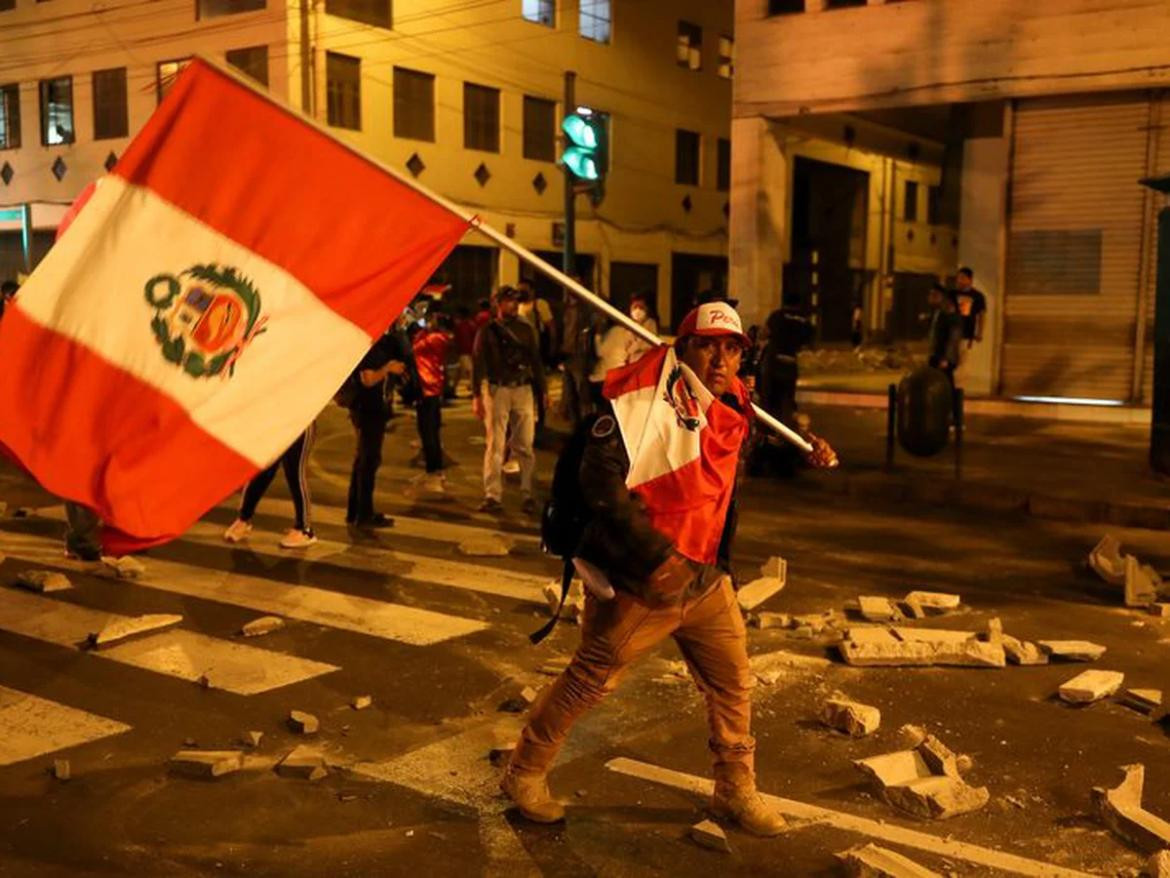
left=0, top=0, right=733, bottom=328
left=732, top=0, right=1170, bottom=401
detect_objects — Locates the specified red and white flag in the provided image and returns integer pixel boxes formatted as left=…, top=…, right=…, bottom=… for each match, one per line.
left=603, top=345, right=750, bottom=565
left=0, top=59, right=469, bottom=551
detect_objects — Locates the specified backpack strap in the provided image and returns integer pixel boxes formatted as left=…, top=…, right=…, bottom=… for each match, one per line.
left=528, top=557, right=574, bottom=645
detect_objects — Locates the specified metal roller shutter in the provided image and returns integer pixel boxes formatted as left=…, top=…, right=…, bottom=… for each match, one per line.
left=1002, top=93, right=1152, bottom=401
left=1140, top=91, right=1168, bottom=405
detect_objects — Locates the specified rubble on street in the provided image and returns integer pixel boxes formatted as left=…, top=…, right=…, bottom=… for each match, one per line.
left=689, top=819, right=731, bottom=853
left=836, top=843, right=941, bottom=878
left=288, top=710, right=319, bottom=734
left=13, top=570, right=72, bottom=593
left=854, top=733, right=987, bottom=820
left=277, top=746, right=327, bottom=781
left=543, top=578, right=585, bottom=623
left=1088, top=534, right=1126, bottom=586
left=838, top=619, right=1005, bottom=668
left=819, top=695, right=881, bottom=737
left=100, top=555, right=145, bottom=579
left=1057, top=670, right=1125, bottom=705
left=1121, top=689, right=1162, bottom=714
left=241, top=615, right=285, bottom=637
left=456, top=535, right=512, bottom=557
left=87, top=614, right=182, bottom=649
left=1092, top=764, right=1170, bottom=853
left=736, top=556, right=788, bottom=612
left=1037, top=640, right=1107, bottom=662
left=169, top=750, right=245, bottom=779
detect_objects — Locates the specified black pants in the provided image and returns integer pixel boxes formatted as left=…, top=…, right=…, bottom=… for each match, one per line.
left=416, top=395, right=443, bottom=473
left=347, top=413, right=387, bottom=523
left=240, top=425, right=314, bottom=531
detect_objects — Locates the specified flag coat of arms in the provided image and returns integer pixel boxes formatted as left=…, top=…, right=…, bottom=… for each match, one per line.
left=0, top=59, right=469, bottom=550
left=603, top=345, right=750, bottom=565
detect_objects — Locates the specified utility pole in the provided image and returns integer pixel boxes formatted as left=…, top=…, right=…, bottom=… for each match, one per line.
left=1141, top=174, right=1170, bottom=474
left=562, top=70, right=576, bottom=280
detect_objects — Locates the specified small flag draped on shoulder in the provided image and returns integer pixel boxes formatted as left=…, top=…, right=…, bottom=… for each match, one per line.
left=0, top=59, right=469, bottom=551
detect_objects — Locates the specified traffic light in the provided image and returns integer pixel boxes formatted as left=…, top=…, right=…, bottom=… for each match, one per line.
left=561, top=107, right=607, bottom=203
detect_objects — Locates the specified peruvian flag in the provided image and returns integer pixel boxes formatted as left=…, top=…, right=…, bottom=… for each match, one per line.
left=0, top=59, right=469, bottom=551
left=603, top=346, right=750, bottom=565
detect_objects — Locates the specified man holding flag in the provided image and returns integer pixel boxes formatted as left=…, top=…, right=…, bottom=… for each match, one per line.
left=502, top=300, right=797, bottom=837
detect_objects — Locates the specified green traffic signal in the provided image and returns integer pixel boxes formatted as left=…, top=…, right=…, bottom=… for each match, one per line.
left=561, top=111, right=604, bottom=182
left=562, top=114, right=599, bottom=150
left=562, top=146, right=599, bottom=181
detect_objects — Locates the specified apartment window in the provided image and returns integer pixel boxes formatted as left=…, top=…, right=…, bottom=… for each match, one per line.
left=927, top=184, right=942, bottom=225
left=0, top=83, right=20, bottom=150
left=521, top=0, right=553, bottom=26
left=226, top=45, right=269, bottom=87
left=325, top=0, right=391, bottom=28
left=464, top=83, right=500, bottom=153
left=325, top=52, right=361, bottom=130
left=903, top=180, right=919, bottom=222
left=677, top=21, right=701, bottom=71
left=523, top=95, right=556, bottom=161
left=717, top=137, right=731, bottom=192
left=92, top=68, right=128, bottom=140
left=675, top=129, right=700, bottom=186
left=767, top=0, right=804, bottom=13
left=197, top=0, right=265, bottom=18
left=718, top=36, right=734, bottom=79
left=156, top=58, right=191, bottom=104
left=579, top=0, right=610, bottom=44
left=39, top=76, right=74, bottom=145
left=394, top=67, right=435, bottom=142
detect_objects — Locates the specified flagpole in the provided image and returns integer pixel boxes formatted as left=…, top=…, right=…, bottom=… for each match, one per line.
left=190, top=56, right=813, bottom=453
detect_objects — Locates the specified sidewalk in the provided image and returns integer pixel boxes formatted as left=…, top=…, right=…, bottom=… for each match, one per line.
left=795, top=402, right=1170, bottom=530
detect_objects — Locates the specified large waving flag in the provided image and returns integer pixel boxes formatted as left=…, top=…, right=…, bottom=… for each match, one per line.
left=0, top=59, right=469, bottom=551
left=603, top=345, right=750, bottom=565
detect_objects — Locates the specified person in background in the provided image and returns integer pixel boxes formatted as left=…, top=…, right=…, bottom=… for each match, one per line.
left=751, top=294, right=814, bottom=478
left=588, top=318, right=626, bottom=412
left=451, top=306, right=478, bottom=398
left=474, top=297, right=493, bottom=330
left=622, top=293, right=658, bottom=365
left=473, top=286, right=547, bottom=515
left=223, top=425, right=318, bottom=548
left=558, top=277, right=596, bottom=429
left=409, top=315, right=452, bottom=494
left=954, top=266, right=986, bottom=350
left=518, top=281, right=555, bottom=444
left=927, top=282, right=962, bottom=387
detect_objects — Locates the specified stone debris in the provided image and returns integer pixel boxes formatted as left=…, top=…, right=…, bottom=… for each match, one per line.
left=87, top=613, right=182, bottom=650
left=881, top=775, right=990, bottom=821
left=241, top=615, right=285, bottom=637
left=499, top=686, right=541, bottom=713
left=760, top=556, right=787, bottom=582
left=1149, top=603, right=1170, bottom=619
left=858, top=596, right=902, bottom=623
left=1037, top=640, right=1106, bottom=662
left=1058, top=670, right=1125, bottom=704
left=13, top=570, right=72, bottom=594
left=288, top=710, right=319, bottom=734
left=736, top=576, right=786, bottom=613
left=277, top=745, right=327, bottom=781
left=749, top=611, right=791, bottom=630
left=456, top=535, right=512, bottom=557
left=1088, top=534, right=1127, bottom=586
left=1121, top=689, right=1163, bottom=714
left=918, top=735, right=963, bottom=779
left=351, top=695, right=372, bottom=711
left=902, top=592, right=962, bottom=615
left=839, top=620, right=1005, bottom=668
left=689, top=819, right=731, bottom=853
left=242, top=731, right=264, bottom=748
left=756, top=669, right=784, bottom=686
left=543, top=579, right=585, bottom=624
left=100, top=555, right=145, bottom=579
left=52, top=759, right=70, bottom=781
left=901, top=597, right=927, bottom=619
left=855, top=736, right=987, bottom=821
left=820, top=696, right=881, bottom=737
left=898, top=724, right=928, bottom=749
left=1092, top=764, right=1170, bottom=854
left=1124, top=555, right=1160, bottom=609
left=1149, top=850, right=1170, bottom=878
left=1002, top=635, right=1048, bottom=666
left=836, top=842, right=941, bottom=878
left=538, top=657, right=570, bottom=676
left=170, top=749, right=245, bottom=779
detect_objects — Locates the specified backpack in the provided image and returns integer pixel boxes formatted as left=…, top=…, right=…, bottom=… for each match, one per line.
left=531, top=413, right=601, bottom=644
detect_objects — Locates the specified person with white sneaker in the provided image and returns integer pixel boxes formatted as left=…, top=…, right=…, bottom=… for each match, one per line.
left=223, top=423, right=318, bottom=548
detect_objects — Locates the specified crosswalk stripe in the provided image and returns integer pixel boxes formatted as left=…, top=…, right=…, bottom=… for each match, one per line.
left=0, top=586, right=339, bottom=695
left=0, top=530, right=488, bottom=646
left=0, top=684, right=131, bottom=767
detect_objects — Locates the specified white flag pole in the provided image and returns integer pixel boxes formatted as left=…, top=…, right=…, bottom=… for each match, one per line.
left=194, top=55, right=814, bottom=454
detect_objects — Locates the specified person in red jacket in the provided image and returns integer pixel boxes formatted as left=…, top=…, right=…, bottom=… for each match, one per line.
left=410, top=316, right=452, bottom=493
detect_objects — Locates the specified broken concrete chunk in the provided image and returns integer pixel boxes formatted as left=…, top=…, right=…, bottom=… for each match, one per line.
left=689, top=819, right=731, bottom=853
left=760, top=556, right=787, bottom=581
left=52, top=759, right=70, bottom=781
left=883, top=775, right=990, bottom=820
left=1059, top=670, right=1125, bottom=704
left=100, top=555, right=145, bottom=579
left=1088, top=535, right=1127, bottom=586
left=87, top=613, right=182, bottom=650
left=241, top=615, right=284, bottom=637
left=892, top=628, right=976, bottom=646
left=858, top=596, right=902, bottom=622
left=277, top=745, right=327, bottom=781
left=900, top=598, right=927, bottom=620
left=1002, top=635, right=1048, bottom=666
left=903, top=592, right=962, bottom=615
left=736, top=576, right=786, bottom=612
left=840, top=628, right=1005, bottom=668
left=456, top=535, right=512, bottom=557
left=1122, top=689, right=1163, bottom=714
left=1038, top=640, right=1106, bottom=662
left=170, top=749, right=244, bottom=779
left=351, top=695, right=372, bottom=711
left=14, top=570, right=72, bottom=593
left=750, top=611, right=791, bottom=630
left=242, top=731, right=263, bottom=748
left=538, top=657, right=570, bottom=676
left=288, top=710, right=319, bottom=735
left=837, top=842, right=942, bottom=878
left=820, top=697, right=881, bottom=737
left=1092, top=764, right=1170, bottom=854
left=1149, top=603, right=1170, bottom=618
left=1125, top=555, right=1160, bottom=608
left=898, top=724, right=928, bottom=749
left=855, top=750, right=933, bottom=789
left=543, top=579, right=585, bottom=623
left=1149, top=850, right=1170, bottom=878
left=918, top=735, right=963, bottom=779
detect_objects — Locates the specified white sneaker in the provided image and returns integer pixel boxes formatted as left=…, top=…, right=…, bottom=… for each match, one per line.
left=503, top=460, right=521, bottom=475
left=424, top=474, right=447, bottom=495
left=280, top=528, right=318, bottom=549
left=223, top=519, right=252, bottom=543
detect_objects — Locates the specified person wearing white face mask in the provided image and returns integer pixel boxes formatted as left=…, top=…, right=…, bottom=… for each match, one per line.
left=623, top=294, right=657, bottom=365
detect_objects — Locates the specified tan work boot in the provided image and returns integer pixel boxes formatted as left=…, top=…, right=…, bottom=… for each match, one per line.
left=711, top=766, right=787, bottom=837
left=500, top=769, right=566, bottom=824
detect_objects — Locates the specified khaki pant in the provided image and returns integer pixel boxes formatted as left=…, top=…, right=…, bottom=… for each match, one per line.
left=483, top=383, right=535, bottom=501
left=510, top=576, right=755, bottom=776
